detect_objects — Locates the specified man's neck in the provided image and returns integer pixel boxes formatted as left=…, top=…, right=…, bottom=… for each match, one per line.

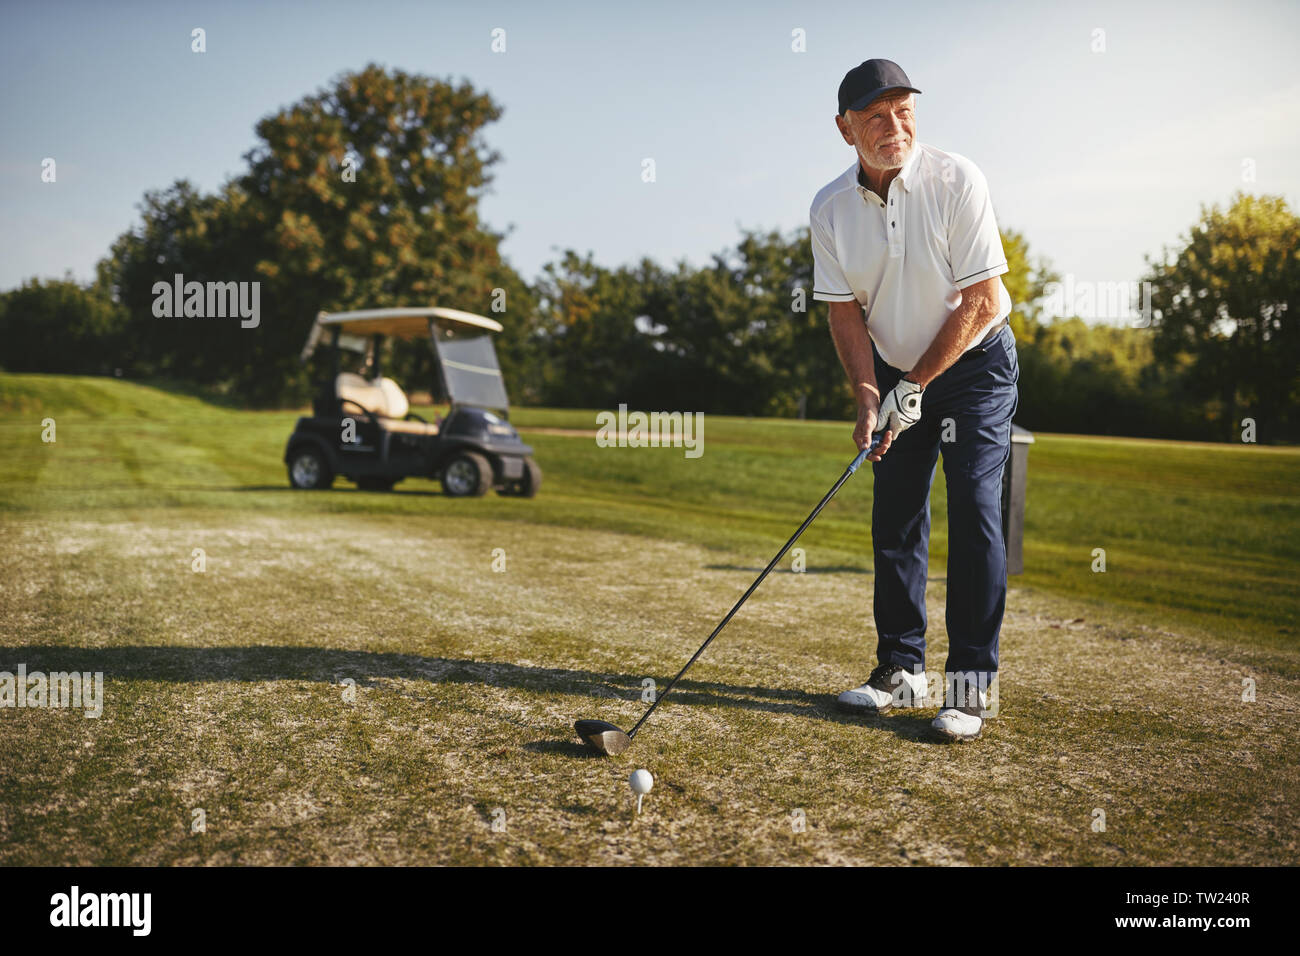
left=858, top=164, right=900, bottom=199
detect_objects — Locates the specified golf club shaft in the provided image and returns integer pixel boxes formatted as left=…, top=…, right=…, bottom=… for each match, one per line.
left=627, top=433, right=883, bottom=739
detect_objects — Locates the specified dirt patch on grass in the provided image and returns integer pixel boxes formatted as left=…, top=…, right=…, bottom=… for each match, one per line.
left=0, top=511, right=1296, bottom=865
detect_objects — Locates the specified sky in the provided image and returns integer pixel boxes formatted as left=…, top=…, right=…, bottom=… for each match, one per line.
left=2, top=0, right=1298, bottom=318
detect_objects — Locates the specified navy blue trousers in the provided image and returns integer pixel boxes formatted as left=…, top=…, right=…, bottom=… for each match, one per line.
left=870, top=324, right=1019, bottom=680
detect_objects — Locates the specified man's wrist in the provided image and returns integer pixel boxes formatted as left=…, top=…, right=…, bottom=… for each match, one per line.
left=855, top=383, right=880, bottom=405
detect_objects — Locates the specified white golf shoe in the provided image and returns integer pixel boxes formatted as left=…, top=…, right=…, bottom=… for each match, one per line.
left=932, top=678, right=987, bottom=741
left=837, top=663, right=928, bottom=713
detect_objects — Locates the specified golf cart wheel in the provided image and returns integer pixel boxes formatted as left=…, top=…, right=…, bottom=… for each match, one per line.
left=356, top=476, right=398, bottom=492
left=441, top=452, right=492, bottom=498
left=288, top=447, right=333, bottom=490
left=499, top=457, right=542, bottom=498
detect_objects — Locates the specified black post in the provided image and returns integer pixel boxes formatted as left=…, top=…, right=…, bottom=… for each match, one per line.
left=1001, top=425, right=1034, bottom=575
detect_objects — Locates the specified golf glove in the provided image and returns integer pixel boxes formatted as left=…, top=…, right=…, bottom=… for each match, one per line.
left=877, top=378, right=924, bottom=437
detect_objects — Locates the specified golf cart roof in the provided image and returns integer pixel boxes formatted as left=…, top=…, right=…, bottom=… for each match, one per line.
left=300, top=307, right=503, bottom=360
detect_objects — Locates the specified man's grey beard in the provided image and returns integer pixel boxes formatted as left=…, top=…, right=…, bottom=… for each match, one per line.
left=859, top=141, right=911, bottom=173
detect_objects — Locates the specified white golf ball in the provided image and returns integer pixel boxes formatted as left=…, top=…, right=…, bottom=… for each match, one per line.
left=629, top=769, right=654, bottom=795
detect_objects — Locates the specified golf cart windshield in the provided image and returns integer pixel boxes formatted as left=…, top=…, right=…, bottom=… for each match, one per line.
left=433, top=325, right=509, bottom=412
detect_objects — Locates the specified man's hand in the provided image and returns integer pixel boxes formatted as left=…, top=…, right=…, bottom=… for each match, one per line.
left=877, top=378, right=924, bottom=438
left=854, top=401, right=893, bottom=461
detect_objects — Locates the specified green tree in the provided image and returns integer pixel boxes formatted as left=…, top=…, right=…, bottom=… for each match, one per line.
left=1145, top=193, right=1300, bottom=441
left=1001, top=226, right=1060, bottom=333
left=0, top=275, right=125, bottom=374
left=98, top=180, right=261, bottom=385
left=240, top=63, right=520, bottom=403
left=532, top=226, right=1066, bottom=421
left=97, top=64, right=524, bottom=406
left=531, top=251, right=666, bottom=408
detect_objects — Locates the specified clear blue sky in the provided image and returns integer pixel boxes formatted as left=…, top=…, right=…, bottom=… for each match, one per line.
left=3, top=0, right=1298, bottom=309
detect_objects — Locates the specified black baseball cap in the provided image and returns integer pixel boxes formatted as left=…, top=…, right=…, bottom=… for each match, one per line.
left=837, top=59, right=920, bottom=116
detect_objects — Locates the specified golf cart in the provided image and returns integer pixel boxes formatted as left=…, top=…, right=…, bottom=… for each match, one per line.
left=284, top=306, right=540, bottom=497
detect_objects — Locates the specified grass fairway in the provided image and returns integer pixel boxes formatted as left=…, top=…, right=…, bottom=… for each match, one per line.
left=1, top=373, right=1297, bottom=865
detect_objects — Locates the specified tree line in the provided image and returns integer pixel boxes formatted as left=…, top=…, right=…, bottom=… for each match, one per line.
left=1, top=65, right=1295, bottom=442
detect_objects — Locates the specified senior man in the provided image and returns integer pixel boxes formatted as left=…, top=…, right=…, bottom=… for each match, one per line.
left=810, top=59, right=1018, bottom=741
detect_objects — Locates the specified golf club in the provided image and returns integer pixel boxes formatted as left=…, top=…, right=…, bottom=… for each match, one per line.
left=575, top=431, right=886, bottom=755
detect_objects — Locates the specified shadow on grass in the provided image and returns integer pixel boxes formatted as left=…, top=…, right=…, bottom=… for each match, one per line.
left=1, top=645, right=938, bottom=745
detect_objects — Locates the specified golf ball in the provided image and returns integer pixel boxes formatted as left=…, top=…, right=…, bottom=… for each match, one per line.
left=629, top=769, right=654, bottom=795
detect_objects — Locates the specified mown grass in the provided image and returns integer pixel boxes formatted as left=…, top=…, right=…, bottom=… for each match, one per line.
left=3, top=373, right=1294, bottom=655
left=0, top=372, right=1296, bottom=865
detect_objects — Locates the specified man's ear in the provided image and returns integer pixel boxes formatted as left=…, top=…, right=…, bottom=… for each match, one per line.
left=835, top=114, right=854, bottom=146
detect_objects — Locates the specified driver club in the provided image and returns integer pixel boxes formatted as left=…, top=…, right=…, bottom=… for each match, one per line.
left=574, top=432, right=885, bottom=756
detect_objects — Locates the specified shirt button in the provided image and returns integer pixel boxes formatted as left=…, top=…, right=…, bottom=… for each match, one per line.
left=891, top=221, right=896, bottom=227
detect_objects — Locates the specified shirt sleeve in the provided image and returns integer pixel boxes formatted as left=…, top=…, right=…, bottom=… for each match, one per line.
left=947, top=161, right=1009, bottom=290
left=810, top=205, right=857, bottom=302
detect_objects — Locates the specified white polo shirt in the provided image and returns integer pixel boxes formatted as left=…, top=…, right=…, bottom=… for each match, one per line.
left=810, top=142, right=1011, bottom=371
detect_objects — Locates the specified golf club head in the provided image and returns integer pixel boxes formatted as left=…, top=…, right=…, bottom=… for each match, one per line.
left=574, top=719, right=631, bottom=756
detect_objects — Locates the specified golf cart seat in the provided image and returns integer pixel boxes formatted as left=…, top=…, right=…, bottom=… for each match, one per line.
left=335, top=373, right=440, bottom=436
